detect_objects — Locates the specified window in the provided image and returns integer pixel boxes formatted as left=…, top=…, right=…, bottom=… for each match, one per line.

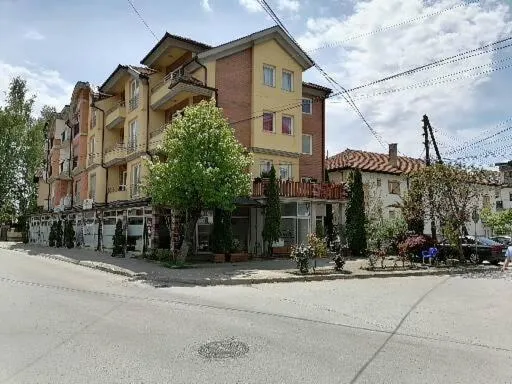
left=302, top=134, right=312, bottom=155
left=131, top=163, right=141, bottom=197
left=376, top=179, right=381, bottom=187
left=260, top=160, right=273, bottom=176
left=279, top=164, right=292, bottom=180
left=263, top=112, right=275, bottom=133
left=483, top=195, right=490, bottom=208
left=89, top=174, right=96, bottom=200
left=496, top=200, right=504, bottom=210
left=282, top=115, right=293, bottom=135
left=302, top=98, right=312, bottom=114
left=263, top=65, right=275, bottom=87
left=388, top=180, right=400, bottom=195
left=91, top=110, right=97, bottom=128
left=509, top=193, right=512, bottom=202
left=389, top=210, right=396, bottom=219
left=89, top=137, right=95, bottom=155
left=74, top=180, right=81, bottom=202
left=129, top=79, right=140, bottom=111
left=282, top=70, right=293, bottom=92
left=119, top=170, right=127, bottom=191
left=129, top=119, right=138, bottom=151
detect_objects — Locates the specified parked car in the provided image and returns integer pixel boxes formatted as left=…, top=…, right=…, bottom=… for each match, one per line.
left=490, top=235, right=512, bottom=246
left=438, top=236, right=503, bottom=265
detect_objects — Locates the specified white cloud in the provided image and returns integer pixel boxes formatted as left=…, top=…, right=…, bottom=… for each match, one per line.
left=23, top=29, right=45, bottom=41
left=277, top=0, right=300, bottom=12
left=0, top=61, right=73, bottom=116
left=239, top=0, right=261, bottom=13
left=201, top=0, right=212, bottom=12
left=298, top=0, right=512, bottom=161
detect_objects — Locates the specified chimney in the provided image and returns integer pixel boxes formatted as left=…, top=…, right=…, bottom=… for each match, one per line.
left=389, top=143, right=398, bottom=168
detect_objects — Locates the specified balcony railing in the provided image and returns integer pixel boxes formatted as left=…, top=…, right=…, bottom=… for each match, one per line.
left=106, top=100, right=126, bottom=116
left=149, top=124, right=166, bottom=139
left=151, top=67, right=201, bottom=94
left=126, top=138, right=139, bottom=154
left=107, top=185, right=127, bottom=193
left=129, top=183, right=142, bottom=199
left=252, top=180, right=347, bottom=200
left=87, top=153, right=100, bottom=168
left=128, top=95, right=139, bottom=112
left=104, top=142, right=127, bottom=166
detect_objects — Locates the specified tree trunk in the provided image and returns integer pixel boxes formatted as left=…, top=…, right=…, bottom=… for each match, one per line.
left=177, top=209, right=201, bottom=263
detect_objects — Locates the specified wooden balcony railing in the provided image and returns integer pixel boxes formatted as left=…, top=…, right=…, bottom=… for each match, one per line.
left=252, top=180, right=347, bottom=200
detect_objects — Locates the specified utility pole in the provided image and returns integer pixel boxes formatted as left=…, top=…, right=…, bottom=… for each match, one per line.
left=422, top=115, right=437, bottom=241
left=423, top=115, right=442, bottom=164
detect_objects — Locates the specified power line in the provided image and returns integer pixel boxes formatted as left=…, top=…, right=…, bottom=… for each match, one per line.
left=126, top=0, right=158, bottom=41
left=307, top=0, right=480, bottom=53
left=256, top=0, right=388, bottom=150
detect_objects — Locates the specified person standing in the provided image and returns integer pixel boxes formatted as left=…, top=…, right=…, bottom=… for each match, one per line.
left=503, top=245, right=512, bottom=272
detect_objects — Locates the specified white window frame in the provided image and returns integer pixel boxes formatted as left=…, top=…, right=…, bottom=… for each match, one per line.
left=282, top=115, right=293, bottom=135
left=120, top=171, right=127, bottom=191
left=302, top=134, right=312, bottom=155
left=129, top=119, right=138, bottom=149
left=262, top=111, right=275, bottom=133
left=302, top=98, right=312, bottom=115
left=130, top=78, right=140, bottom=99
left=282, top=70, right=293, bottom=92
left=131, top=163, right=141, bottom=197
left=89, top=136, right=95, bottom=155
left=279, top=163, right=292, bottom=180
left=263, top=64, right=276, bottom=87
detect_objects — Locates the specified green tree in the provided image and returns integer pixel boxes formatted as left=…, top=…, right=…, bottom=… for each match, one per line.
left=392, top=176, right=425, bottom=235
left=112, top=219, right=126, bottom=257
left=48, top=222, right=56, bottom=247
left=481, top=208, right=512, bottom=235
left=346, top=169, right=367, bottom=256
left=146, top=100, right=252, bottom=262
left=55, top=220, right=63, bottom=248
left=413, top=163, right=486, bottom=260
left=262, top=166, right=281, bottom=255
left=64, top=219, right=75, bottom=249
left=0, top=77, right=55, bottom=232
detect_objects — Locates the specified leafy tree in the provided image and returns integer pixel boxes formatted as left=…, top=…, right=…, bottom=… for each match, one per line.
left=395, top=176, right=425, bottom=234
left=368, top=217, right=408, bottom=255
left=55, top=220, right=63, bottom=248
left=48, top=222, right=56, bottom=247
left=211, top=208, right=234, bottom=254
left=262, top=166, right=281, bottom=255
left=0, top=77, right=55, bottom=233
left=324, top=169, right=334, bottom=246
left=346, top=169, right=367, bottom=256
left=481, top=208, right=512, bottom=235
left=413, top=163, right=487, bottom=260
left=64, top=219, right=75, bottom=249
left=112, top=219, right=126, bottom=257
left=146, top=100, right=252, bottom=262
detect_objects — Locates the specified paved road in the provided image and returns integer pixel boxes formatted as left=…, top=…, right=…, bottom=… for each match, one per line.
left=1, top=247, right=511, bottom=384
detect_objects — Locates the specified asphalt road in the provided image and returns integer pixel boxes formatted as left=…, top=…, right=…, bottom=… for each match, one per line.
left=1, top=247, right=511, bottom=384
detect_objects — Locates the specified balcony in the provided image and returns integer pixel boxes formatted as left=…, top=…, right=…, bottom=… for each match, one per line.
left=107, top=185, right=128, bottom=202
left=126, top=138, right=141, bottom=155
left=58, top=161, right=72, bottom=180
left=105, top=101, right=126, bottom=130
left=150, top=68, right=214, bottom=110
left=252, top=180, right=347, bottom=201
left=87, top=153, right=101, bottom=169
left=148, top=124, right=167, bottom=153
left=104, top=142, right=127, bottom=167
left=129, top=183, right=143, bottom=199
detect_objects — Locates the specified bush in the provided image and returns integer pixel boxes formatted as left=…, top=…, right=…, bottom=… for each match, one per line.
left=48, top=222, right=56, bottom=247
left=112, top=219, right=126, bottom=257
left=315, top=222, right=325, bottom=239
left=290, top=244, right=314, bottom=274
left=398, top=234, right=435, bottom=261
left=55, top=220, right=63, bottom=248
left=308, top=233, right=327, bottom=259
left=367, top=217, right=408, bottom=255
left=64, top=220, right=75, bottom=249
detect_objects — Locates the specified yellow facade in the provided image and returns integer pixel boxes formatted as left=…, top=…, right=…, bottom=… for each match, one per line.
left=251, top=39, right=303, bottom=159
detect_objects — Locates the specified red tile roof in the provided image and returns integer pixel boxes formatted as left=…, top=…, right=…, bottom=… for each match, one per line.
left=326, top=149, right=425, bottom=175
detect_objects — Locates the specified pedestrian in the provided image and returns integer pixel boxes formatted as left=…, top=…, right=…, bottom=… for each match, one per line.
left=503, top=245, right=512, bottom=272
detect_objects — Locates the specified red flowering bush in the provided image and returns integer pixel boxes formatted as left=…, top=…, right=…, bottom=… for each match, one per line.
left=397, top=235, right=435, bottom=267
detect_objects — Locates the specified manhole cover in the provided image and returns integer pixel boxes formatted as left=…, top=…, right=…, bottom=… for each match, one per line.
left=198, top=338, right=249, bottom=359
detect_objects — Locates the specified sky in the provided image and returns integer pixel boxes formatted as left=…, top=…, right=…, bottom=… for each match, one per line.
left=1, top=0, right=512, bottom=167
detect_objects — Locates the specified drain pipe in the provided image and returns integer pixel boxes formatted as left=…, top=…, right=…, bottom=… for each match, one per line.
left=193, top=56, right=217, bottom=106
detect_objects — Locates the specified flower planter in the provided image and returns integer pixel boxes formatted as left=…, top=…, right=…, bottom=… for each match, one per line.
left=230, top=252, right=249, bottom=262
left=213, top=253, right=225, bottom=263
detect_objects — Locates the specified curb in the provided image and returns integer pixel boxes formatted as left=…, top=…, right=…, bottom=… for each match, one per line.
left=146, top=266, right=496, bottom=287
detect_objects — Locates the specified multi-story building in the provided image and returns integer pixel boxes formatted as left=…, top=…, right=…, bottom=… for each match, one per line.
left=495, top=161, right=512, bottom=211
left=32, top=26, right=347, bottom=255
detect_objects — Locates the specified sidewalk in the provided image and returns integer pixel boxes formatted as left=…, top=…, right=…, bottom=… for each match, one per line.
left=0, top=242, right=497, bottom=287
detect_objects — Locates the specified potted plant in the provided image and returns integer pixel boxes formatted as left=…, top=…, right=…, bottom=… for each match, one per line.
left=230, top=238, right=249, bottom=262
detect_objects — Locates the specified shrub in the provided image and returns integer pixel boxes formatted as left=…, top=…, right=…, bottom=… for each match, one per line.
left=64, top=220, right=75, bottom=249
left=308, top=233, right=327, bottom=259
left=55, top=220, right=63, bottom=248
left=367, top=217, right=408, bottom=255
left=290, top=244, right=314, bottom=274
left=398, top=234, right=435, bottom=262
left=48, top=222, right=56, bottom=247
left=315, top=222, right=325, bottom=239
left=112, top=219, right=126, bottom=257
left=346, top=169, right=367, bottom=256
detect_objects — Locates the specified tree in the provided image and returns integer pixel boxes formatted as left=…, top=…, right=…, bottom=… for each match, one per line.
left=210, top=208, right=233, bottom=255
left=0, top=77, right=54, bottom=233
left=262, top=166, right=281, bottom=255
left=64, top=219, right=75, bottom=249
left=112, top=219, right=126, bottom=257
left=392, top=176, right=425, bottom=235
left=481, top=208, right=512, bottom=235
left=324, top=169, right=334, bottom=246
left=413, top=163, right=487, bottom=260
left=346, top=169, right=367, bottom=256
left=146, top=100, right=252, bottom=262
left=48, top=222, right=56, bottom=247
left=55, top=220, right=63, bottom=248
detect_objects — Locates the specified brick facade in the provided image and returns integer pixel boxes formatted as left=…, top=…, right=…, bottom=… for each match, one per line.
left=216, top=48, right=252, bottom=148
left=300, top=93, right=325, bottom=182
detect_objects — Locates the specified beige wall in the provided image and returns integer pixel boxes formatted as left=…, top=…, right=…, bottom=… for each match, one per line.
left=251, top=39, right=303, bottom=158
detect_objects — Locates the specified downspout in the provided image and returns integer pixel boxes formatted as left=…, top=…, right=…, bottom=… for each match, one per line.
left=193, top=56, right=217, bottom=106
left=321, top=95, right=326, bottom=183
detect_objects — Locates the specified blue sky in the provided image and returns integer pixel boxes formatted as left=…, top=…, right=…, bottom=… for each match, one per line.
left=1, top=0, right=512, bottom=166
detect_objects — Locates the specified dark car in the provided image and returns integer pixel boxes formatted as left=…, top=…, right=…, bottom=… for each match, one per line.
left=490, top=236, right=512, bottom=246
left=438, top=236, right=503, bottom=265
